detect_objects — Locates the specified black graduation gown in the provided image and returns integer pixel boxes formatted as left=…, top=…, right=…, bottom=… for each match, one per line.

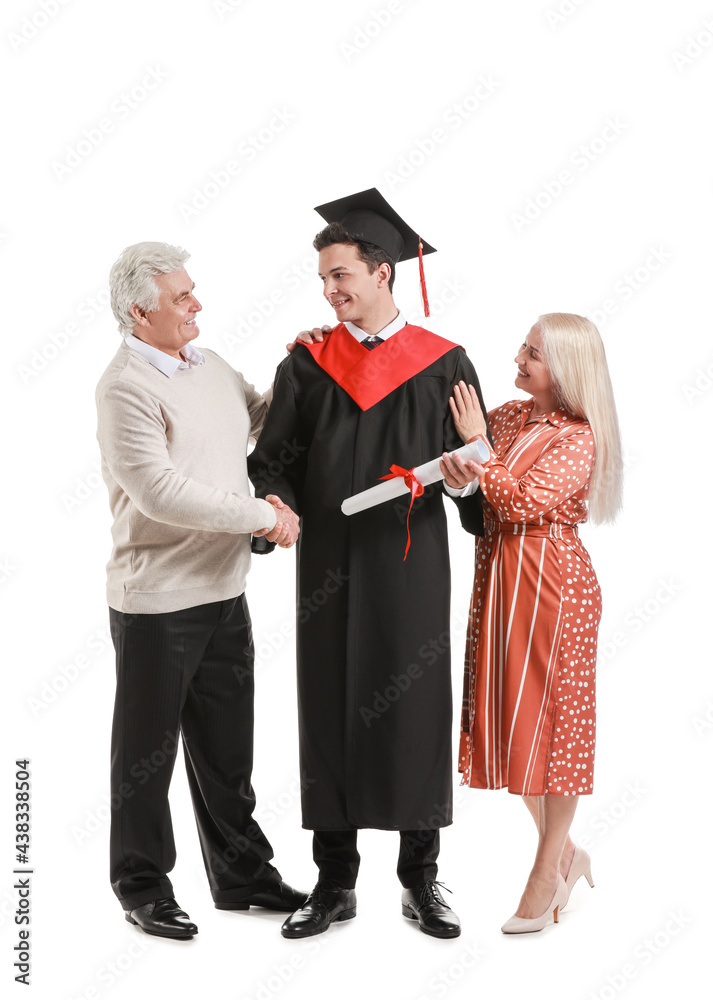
left=248, top=324, right=487, bottom=831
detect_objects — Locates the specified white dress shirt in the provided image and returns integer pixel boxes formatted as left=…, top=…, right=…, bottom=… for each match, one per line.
left=125, top=333, right=205, bottom=377
left=344, top=311, right=407, bottom=343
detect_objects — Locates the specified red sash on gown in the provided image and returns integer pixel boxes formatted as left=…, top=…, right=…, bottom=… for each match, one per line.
left=302, top=323, right=461, bottom=411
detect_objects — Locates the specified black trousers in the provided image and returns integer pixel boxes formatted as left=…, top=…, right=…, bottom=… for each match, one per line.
left=109, top=595, right=280, bottom=911
left=313, top=829, right=440, bottom=889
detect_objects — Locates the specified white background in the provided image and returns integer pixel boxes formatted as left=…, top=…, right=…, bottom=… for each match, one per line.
left=2, top=0, right=711, bottom=998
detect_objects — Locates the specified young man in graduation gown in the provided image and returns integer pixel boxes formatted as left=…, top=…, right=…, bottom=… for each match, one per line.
left=248, top=189, right=489, bottom=940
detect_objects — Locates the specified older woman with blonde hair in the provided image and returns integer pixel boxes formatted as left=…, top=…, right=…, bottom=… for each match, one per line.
left=451, top=312, right=622, bottom=934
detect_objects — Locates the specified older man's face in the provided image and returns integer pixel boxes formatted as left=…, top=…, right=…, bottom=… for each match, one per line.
left=133, top=268, right=202, bottom=358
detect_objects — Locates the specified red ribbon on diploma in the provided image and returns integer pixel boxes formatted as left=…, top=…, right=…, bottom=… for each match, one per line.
left=379, top=465, right=424, bottom=561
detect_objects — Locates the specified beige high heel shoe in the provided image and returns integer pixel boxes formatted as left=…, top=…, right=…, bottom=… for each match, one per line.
left=501, top=875, right=567, bottom=934
left=561, top=845, right=594, bottom=910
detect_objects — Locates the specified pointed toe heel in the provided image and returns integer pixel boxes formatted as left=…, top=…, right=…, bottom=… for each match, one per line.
left=501, top=875, right=567, bottom=935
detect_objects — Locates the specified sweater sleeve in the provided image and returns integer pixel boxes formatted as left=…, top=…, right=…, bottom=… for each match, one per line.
left=476, top=423, right=595, bottom=521
left=97, top=380, right=277, bottom=534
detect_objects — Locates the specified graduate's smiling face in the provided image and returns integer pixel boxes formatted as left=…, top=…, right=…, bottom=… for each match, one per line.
left=318, top=243, right=385, bottom=325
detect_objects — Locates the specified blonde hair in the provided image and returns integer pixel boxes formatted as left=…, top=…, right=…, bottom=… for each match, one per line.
left=536, top=312, right=623, bottom=524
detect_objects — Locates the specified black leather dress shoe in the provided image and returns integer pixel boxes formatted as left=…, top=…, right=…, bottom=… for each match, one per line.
left=215, top=880, right=309, bottom=912
left=401, top=881, right=461, bottom=939
left=281, top=879, right=356, bottom=938
left=125, top=897, right=198, bottom=939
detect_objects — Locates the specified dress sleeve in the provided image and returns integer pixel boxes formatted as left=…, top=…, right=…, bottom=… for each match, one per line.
left=97, top=380, right=277, bottom=534
left=476, top=423, right=595, bottom=521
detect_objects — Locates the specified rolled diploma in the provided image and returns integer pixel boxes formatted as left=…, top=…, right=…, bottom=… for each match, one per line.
left=341, top=438, right=491, bottom=516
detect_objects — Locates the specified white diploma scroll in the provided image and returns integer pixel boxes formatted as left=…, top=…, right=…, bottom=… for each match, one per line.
left=341, top=438, right=491, bottom=516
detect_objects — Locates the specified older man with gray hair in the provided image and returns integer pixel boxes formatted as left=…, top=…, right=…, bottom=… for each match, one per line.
left=96, top=241, right=305, bottom=939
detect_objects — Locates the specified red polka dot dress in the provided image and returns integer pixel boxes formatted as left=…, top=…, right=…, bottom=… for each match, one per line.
left=459, top=399, right=601, bottom=796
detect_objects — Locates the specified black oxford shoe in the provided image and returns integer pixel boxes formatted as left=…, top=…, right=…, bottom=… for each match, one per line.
left=401, top=881, right=461, bottom=939
left=215, top=880, right=309, bottom=912
left=281, top=879, right=356, bottom=938
left=126, top=897, right=198, bottom=939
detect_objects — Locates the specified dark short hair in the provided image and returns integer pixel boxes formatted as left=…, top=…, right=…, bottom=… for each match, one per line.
left=313, top=221, right=396, bottom=292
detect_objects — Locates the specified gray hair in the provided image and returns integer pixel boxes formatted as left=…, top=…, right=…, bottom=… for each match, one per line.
left=109, top=241, right=190, bottom=337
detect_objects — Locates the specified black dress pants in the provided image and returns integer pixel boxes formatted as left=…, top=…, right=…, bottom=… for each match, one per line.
left=313, top=828, right=440, bottom=889
left=109, top=595, right=280, bottom=911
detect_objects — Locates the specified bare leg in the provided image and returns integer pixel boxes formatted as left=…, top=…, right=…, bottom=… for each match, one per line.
left=522, top=795, right=576, bottom=879
left=522, top=795, right=539, bottom=828
left=514, top=795, right=579, bottom=919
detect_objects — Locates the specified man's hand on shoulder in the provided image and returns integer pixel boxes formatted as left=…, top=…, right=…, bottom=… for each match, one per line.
left=253, top=495, right=300, bottom=547
left=285, top=325, right=334, bottom=354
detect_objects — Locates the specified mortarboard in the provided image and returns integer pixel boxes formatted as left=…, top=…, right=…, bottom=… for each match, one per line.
left=314, top=187, right=435, bottom=316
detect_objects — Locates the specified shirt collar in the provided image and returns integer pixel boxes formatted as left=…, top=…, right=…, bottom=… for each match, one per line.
left=344, top=310, right=407, bottom=343
left=125, top=334, right=205, bottom=378
left=518, top=397, right=573, bottom=427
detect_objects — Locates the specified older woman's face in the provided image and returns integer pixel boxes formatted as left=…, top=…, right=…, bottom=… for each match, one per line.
left=514, top=325, right=555, bottom=403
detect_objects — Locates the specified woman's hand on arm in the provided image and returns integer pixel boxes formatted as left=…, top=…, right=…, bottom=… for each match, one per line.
left=449, top=380, right=488, bottom=444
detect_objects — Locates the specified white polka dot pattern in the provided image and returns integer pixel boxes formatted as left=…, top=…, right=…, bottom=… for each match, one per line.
left=458, top=399, right=601, bottom=796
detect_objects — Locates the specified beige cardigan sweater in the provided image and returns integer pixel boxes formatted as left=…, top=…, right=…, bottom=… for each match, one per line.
left=95, top=341, right=276, bottom=613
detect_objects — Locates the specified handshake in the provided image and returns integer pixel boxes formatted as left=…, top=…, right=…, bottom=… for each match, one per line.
left=254, top=494, right=300, bottom=548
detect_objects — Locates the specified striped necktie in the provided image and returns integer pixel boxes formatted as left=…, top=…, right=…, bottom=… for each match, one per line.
left=362, top=336, right=384, bottom=351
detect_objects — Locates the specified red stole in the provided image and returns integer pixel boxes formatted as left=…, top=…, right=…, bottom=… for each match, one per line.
left=302, top=323, right=461, bottom=411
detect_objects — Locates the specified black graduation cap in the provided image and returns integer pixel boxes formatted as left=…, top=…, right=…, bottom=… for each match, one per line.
left=314, top=187, right=437, bottom=262
left=314, top=187, right=436, bottom=314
